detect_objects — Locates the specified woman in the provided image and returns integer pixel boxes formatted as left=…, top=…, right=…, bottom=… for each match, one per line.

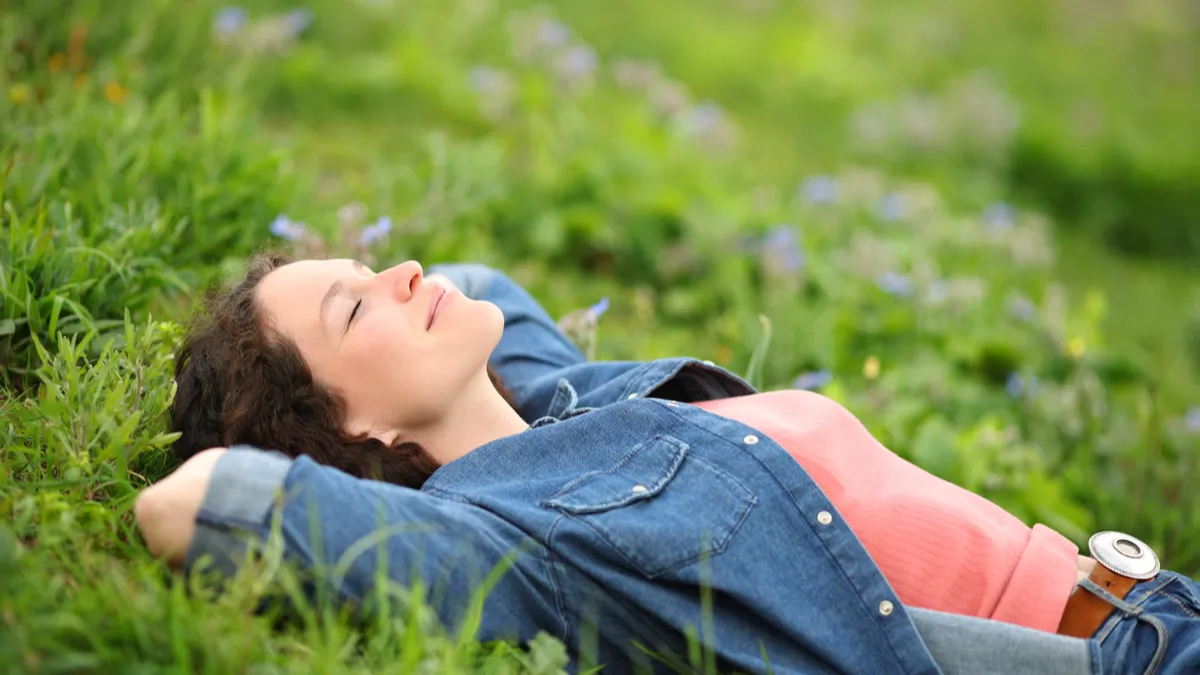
left=139, top=254, right=1198, bottom=674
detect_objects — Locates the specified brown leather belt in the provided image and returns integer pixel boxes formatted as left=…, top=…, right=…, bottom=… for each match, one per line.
left=1056, top=531, right=1160, bottom=639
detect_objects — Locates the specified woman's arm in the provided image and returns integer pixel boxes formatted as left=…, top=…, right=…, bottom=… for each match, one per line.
left=134, top=447, right=228, bottom=568
left=135, top=447, right=554, bottom=641
left=428, top=264, right=587, bottom=393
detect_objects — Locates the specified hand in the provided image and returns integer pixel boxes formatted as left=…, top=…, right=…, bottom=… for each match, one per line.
left=134, top=447, right=228, bottom=568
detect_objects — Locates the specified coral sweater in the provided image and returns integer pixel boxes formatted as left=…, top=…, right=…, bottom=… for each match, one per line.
left=694, top=391, right=1080, bottom=633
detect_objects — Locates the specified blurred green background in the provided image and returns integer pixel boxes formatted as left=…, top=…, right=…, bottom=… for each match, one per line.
left=2, top=0, right=1198, bottom=671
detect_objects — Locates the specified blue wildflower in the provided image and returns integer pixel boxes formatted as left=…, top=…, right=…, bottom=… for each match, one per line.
left=283, top=8, right=314, bottom=37
left=1006, top=372, right=1041, bottom=399
left=876, top=271, right=913, bottom=297
left=877, top=193, right=906, bottom=222
left=469, top=67, right=505, bottom=92
left=984, top=202, right=1017, bottom=231
left=588, top=297, right=610, bottom=320
left=213, top=7, right=247, bottom=36
left=1006, top=294, right=1037, bottom=322
left=269, top=214, right=307, bottom=241
left=1186, top=406, right=1200, bottom=433
left=683, top=101, right=724, bottom=135
left=535, top=19, right=572, bottom=49
left=358, top=216, right=392, bottom=247
left=555, top=45, right=598, bottom=78
left=793, top=370, right=833, bottom=391
left=761, top=225, right=806, bottom=275
left=799, top=175, right=838, bottom=205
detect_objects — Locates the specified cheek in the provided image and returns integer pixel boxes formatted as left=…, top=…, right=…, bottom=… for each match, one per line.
left=352, top=314, right=419, bottom=362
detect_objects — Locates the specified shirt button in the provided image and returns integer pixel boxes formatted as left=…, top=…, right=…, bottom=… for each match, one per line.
left=627, top=393, right=639, bottom=399
left=631, top=484, right=649, bottom=494
left=878, top=600, right=894, bottom=616
left=743, top=434, right=759, bottom=445
left=817, top=511, right=833, bottom=525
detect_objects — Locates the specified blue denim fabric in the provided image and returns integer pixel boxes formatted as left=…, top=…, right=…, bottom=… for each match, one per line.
left=1088, top=572, right=1200, bottom=674
left=181, top=262, right=1103, bottom=675
left=187, top=446, right=1099, bottom=675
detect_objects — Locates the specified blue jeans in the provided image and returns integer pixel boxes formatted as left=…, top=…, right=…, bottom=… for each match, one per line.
left=1089, top=572, right=1200, bottom=674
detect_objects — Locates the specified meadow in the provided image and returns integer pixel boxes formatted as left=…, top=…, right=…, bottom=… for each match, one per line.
left=2, top=0, right=1198, bottom=672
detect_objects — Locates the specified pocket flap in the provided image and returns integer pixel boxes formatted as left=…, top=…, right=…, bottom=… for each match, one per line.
left=544, top=436, right=689, bottom=514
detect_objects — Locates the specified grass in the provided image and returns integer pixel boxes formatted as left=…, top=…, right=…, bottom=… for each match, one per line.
left=2, top=0, right=1198, bottom=672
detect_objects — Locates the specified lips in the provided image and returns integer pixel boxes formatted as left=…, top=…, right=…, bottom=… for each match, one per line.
left=427, top=284, right=446, bottom=330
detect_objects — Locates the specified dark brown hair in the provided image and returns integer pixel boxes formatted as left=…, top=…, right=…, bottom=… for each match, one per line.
left=169, top=251, right=517, bottom=487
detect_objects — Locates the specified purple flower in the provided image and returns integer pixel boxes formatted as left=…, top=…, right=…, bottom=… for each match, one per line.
left=984, top=202, right=1017, bottom=232
left=1186, top=406, right=1200, bottom=433
left=682, top=101, right=724, bottom=135
left=1006, top=372, right=1041, bottom=399
left=760, top=225, right=805, bottom=275
left=283, top=8, right=314, bottom=37
left=588, top=297, right=610, bottom=320
left=799, top=175, right=838, bottom=205
left=358, top=216, right=392, bottom=247
left=555, top=45, right=598, bottom=79
left=213, top=7, right=247, bottom=36
left=535, top=19, right=572, bottom=49
left=877, top=193, right=906, bottom=222
left=1005, top=294, right=1037, bottom=322
left=269, top=214, right=307, bottom=241
left=793, top=370, right=833, bottom=391
left=469, top=67, right=506, bottom=92
left=876, top=271, right=913, bottom=297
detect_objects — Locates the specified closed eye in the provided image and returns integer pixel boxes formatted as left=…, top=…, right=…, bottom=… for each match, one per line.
left=346, top=299, right=362, bottom=333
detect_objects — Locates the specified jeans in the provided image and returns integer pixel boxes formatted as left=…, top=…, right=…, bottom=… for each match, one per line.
left=1089, top=572, right=1200, bottom=674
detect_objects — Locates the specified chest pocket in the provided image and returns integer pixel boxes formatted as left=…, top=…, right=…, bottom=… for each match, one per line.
left=542, top=435, right=757, bottom=579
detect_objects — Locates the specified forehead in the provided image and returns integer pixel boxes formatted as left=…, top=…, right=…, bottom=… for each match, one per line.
left=257, top=259, right=347, bottom=336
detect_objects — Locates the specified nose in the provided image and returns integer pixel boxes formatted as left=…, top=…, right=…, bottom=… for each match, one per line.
left=377, top=260, right=423, bottom=302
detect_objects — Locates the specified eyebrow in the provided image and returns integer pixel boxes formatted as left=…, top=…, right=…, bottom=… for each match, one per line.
left=319, top=261, right=366, bottom=334
left=320, top=280, right=343, bottom=334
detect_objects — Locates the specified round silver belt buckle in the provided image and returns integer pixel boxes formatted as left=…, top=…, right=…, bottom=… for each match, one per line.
left=1089, top=531, right=1160, bottom=580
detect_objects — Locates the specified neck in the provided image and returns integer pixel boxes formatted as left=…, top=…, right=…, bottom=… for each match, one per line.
left=417, top=370, right=529, bottom=466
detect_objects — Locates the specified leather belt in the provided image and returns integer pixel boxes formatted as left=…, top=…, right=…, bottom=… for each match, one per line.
left=1057, top=531, right=1160, bottom=638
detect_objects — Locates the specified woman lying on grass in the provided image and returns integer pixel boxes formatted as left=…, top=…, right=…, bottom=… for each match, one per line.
left=136, top=254, right=1199, bottom=675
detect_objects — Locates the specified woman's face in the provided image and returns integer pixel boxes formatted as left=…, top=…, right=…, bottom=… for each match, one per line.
left=256, top=259, right=503, bottom=440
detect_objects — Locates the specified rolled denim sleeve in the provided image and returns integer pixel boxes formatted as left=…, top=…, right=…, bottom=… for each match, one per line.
left=182, top=446, right=294, bottom=578
left=183, top=449, right=562, bottom=644
left=429, top=263, right=586, bottom=400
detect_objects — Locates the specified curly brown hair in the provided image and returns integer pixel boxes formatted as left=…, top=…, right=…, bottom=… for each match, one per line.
left=169, top=251, right=517, bottom=487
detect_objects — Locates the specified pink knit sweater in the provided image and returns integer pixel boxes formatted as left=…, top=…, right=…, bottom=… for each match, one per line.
left=695, top=390, right=1080, bottom=633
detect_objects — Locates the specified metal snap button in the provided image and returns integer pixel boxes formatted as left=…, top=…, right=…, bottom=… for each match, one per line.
left=743, top=434, right=759, bottom=445
left=878, top=600, right=894, bottom=616
left=817, top=511, right=833, bottom=525
left=631, top=484, right=648, bottom=494
left=627, top=393, right=639, bottom=399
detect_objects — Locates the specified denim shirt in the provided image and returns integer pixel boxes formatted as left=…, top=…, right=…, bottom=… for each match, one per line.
left=184, top=264, right=1099, bottom=675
